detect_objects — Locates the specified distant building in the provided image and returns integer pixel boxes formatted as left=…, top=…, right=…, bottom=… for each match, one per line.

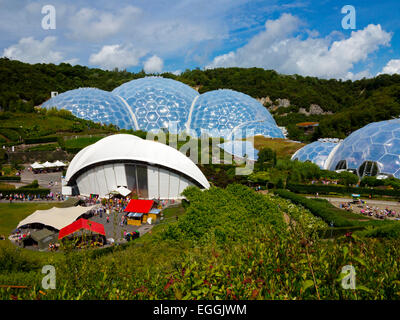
left=296, top=122, right=319, bottom=134
left=63, top=134, right=210, bottom=199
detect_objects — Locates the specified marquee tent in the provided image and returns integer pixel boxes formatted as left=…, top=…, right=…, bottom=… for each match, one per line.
left=53, top=160, right=66, bottom=167
left=58, top=218, right=105, bottom=240
left=17, top=205, right=95, bottom=230
left=124, top=199, right=154, bottom=213
left=31, top=162, right=44, bottom=169
left=42, top=161, right=56, bottom=168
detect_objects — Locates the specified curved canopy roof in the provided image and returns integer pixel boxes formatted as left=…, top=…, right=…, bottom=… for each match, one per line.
left=17, top=205, right=95, bottom=230
left=328, top=119, right=400, bottom=177
left=65, top=134, right=210, bottom=189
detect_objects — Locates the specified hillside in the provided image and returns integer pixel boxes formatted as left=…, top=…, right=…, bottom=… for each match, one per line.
left=1, top=58, right=400, bottom=142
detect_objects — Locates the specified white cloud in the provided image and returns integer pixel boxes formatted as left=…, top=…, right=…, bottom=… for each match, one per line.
left=2, top=36, right=64, bottom=64
left=378, top=59, right=400, bottom=75
left=143, top=55, right=164, bottom=73
left=89, top=44, right=147, bottom=70
left=207, top=14, right=392, bottom=79
left=67, top=6, right=141, bottom=42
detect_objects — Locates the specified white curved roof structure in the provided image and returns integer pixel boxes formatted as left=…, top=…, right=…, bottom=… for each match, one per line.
left=17, top=206, right=95, bottom=230
left=65, top=134, right=210, bottom=189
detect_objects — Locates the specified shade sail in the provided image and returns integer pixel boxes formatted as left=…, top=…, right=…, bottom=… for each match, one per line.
left=17, top=205, right=95, bottom=230
left=124, top=199, right=154, bottom=213
left=58, top=218, right=105, bottom=239
left=115, top=186, right=131, bottom=197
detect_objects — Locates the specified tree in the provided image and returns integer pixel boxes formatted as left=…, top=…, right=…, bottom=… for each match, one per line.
left=256, top=148, right=276, bottom=171
left=338, top=171, right=359, bottom=186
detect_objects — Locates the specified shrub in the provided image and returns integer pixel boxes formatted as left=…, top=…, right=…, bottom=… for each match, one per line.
left=274, top=189, right=357, bottom=227
left=0, top=176, right=21, bottom=181
left=24, top=136, right=58, bottom=144
left=286, top=183, right=400, bottom=198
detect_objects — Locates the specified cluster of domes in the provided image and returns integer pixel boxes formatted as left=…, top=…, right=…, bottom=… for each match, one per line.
left=41, top=77, right=284, bottom=139
left=292, top=119, right=400, bottom=179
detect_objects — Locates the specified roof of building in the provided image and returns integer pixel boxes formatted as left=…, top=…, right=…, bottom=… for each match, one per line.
left=65, top=134, right=210, bottom=189
left=124, top=199, right=154, bottom=213
left=17, top=206, right=95, bottom=230
left=58, top=218, right=105, bottom=239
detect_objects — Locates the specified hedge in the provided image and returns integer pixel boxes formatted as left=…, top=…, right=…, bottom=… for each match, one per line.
left=24, top=136, right=58, bottom=144
left=286, top=183, right=400, bottom=198
left=0, top=188, right=51, bottom=196
left=0, top=176, right=21, bottom=181
left=274, top=189, right=358, bottom=227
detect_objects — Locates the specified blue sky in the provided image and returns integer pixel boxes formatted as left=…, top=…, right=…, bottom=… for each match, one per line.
left=1, top=0, right=399, bottom=79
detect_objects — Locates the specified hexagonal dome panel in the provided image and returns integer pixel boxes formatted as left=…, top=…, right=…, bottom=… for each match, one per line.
left=41, top=88, right=136, bottom=130
left=187, top=89, right=284, bottom=138
left=328, top=119, right=400, bottom=178
left=291, top=140, right=339, bottom=169
left=113, top=76, right=199, bottom=133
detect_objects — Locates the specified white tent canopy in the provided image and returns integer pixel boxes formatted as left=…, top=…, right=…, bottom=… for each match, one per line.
left=115, top=186, right=131, bottom=197
left=17, top=205, right=95, bottom=230
left=53, top=160, right=66, bottom=167
left=31, top=162, right=44, bottom=169
left=42, top=161, right=56, bottom=168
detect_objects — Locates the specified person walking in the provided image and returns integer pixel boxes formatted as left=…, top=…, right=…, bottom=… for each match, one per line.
left=106, top=216, right=110, bottom=223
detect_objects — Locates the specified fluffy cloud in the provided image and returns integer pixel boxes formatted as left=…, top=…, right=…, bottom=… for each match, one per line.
left=379, top=59, right=400, bottom=75
left=2, top=36, right=64, bottom=64
left=67, top=6, right=141, bottom=42
left=207, top=14, right=392, bottom=79
left=89, top=44, right=147, bottom=70
left=143, top=55, right=164, bottom=73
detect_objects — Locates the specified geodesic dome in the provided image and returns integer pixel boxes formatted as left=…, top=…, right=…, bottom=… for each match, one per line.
left=327, top=119, right=400, bottom=178
left=41, top=77, right=284, bottom=139
left=41, top=88, right=136, bottom=130
left=112, top=77, right=199, bottom=133
left=291, top=140, right=339, bottom=169
left=187, top=89, right=284, bottom=138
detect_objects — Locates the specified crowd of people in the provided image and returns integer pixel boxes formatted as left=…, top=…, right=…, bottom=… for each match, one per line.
left=48, top=242, right=60, bottom=251
left=360, top=205, right=399, bottom=219
left=339, top=200, right=400, bottom=220
left=0, top=192, right=64, bottom=202
left=8, top=229, right=30, bottom=246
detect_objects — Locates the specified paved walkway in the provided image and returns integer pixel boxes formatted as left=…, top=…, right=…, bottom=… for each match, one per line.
left=306, top=196, right=400, bottom=207
left=89, top=209, right=154, bottom=241
left=19, top=166, right=62, bottom=194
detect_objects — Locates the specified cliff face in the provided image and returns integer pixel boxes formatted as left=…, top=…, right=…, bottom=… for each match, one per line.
left=257, top=97, right=333, bottom=115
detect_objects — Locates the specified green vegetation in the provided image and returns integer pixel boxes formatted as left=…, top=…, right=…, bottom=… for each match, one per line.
left=1, top=185, right=400, bottom=299
left=274, top=189, right=400, bottom=238
left=63, top=136, right=105, bottom=153
left=286, top=183, right=400, bottom=198
left=2, top=58, right=400, bottom=142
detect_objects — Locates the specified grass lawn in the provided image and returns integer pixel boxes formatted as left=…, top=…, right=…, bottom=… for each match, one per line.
left=249, top=136, right=305, bottom=159
left=0, top=203, right=57, bottom=236
left=136, top=205, right=186, bottom=242
left=64, top=136, right=104, bottom=149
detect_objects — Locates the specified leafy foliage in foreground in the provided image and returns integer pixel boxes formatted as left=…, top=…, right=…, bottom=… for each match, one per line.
left=0, top=185, right=399, bottom=300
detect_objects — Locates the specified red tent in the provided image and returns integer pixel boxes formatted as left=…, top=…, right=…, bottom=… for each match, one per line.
left=124, top=199, right=154, bottom=213
left=58, top=218, right=106, bottom=240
